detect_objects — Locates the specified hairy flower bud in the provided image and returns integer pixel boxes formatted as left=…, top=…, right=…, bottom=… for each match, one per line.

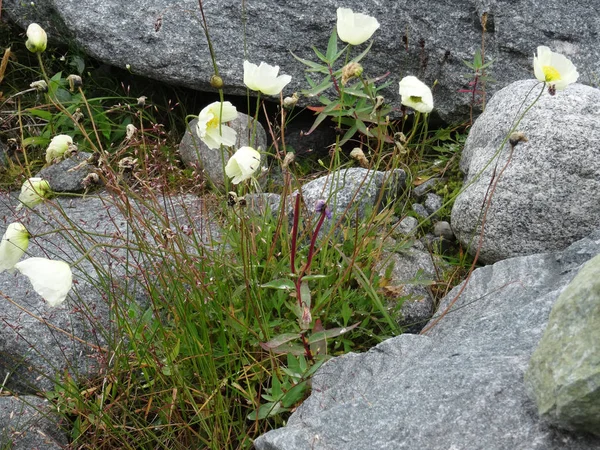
left=210, top=75, right=224, bottom=89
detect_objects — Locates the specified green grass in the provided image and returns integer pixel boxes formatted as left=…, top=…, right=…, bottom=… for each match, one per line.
left=0, top=15, right=476, bottom=449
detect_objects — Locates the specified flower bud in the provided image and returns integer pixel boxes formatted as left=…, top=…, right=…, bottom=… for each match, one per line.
left=137, top=96, right=147, bottom=107
left=66, top=74, right=82, bottom=92
left=30, top=80, right=48, bottom=92
left=210, top=75, right=224, bottom=89
left=341, top=62, right=363, bottom=86
left=25, top=23, right=47, bottom=53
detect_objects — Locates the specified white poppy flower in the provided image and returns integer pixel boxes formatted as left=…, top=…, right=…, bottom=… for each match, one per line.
left=45, top=134, right=74, bottom=164
left=336, top=8, right=380, bottom=46
left=0, top=223, right=30, bottom=273
left=225, top=146, right=261, bottom=184
left=533, top=46, right=579, bottom=91
left=196, top=101, right=238, bottom=150
left=17, top=178, right=52, bottom=210
left=243, top=61, right=292, bottom=96
left=399, top=76, right=434, bottom=113
left=14, top=258, right=73, bottom=307
left=25, top=23, right=47, bottom=53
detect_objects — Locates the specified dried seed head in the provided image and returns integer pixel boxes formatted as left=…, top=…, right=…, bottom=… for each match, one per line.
left=72, top=108, right=84, bottom=124
left=350, top=147, right=369, bottom=168
left=81, top=172, right=100, bottom=188
left=67, top=142, right=78, bottom=157
left=66, top=74, right=82, bottom=92
left=118, top=156, right=138, bottom=172
left=282, top=152, right=296, bottom=171
left=509, top=131, right=528, bottom=147
left=341, top=62, right=363, bottom=86
left=30, top=80, right=48, bottom=92
left=283, top=92, right=299, bottom=109
left=125, top=124, right=138, bottom=140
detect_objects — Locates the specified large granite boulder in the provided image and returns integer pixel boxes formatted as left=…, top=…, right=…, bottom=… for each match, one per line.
left=300, top=167, right=406, bottom=223
left=525, top=253, right=600, bottom=436
left=254, top=228, right=600, bottom=449
left=451, top=80, right=600, bottom=264
left=178, top=113, right=267, bottom=190
left=4, top=1, right=600, bottom=123
left=0, top=396, right=66, bottom=449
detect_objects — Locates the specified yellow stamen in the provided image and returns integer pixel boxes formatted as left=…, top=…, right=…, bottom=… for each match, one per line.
left=542, top=65, right=561, bottom=82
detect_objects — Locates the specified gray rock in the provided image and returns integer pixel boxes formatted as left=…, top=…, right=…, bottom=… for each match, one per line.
left=393, top=216, right=419, bottom=236
left=299, top=168, right=406, bottom=231
left=36, top=152, right=95, bottom=192
left=255, top=228, right=600, bottom=450
left=0, top=396, right=67, bottom=449
left=0, top=192, right=219, bottom=393
left=376, top=249, right=436, bottom=333
left=5, top=1, right=600, bottom=123
left=433, top=220, right=455, bottom=241
left=525, top=253, right=600, bottom=435
left=244, top=193, right=281, bottom=216
left=411, top=202, right=429, bottom=219
left=412, top=177, right=440, bottom=200
left=178, top=114, right=267, bottom=190
left=423, top=192, right=443, bottom=215
left=451, top=80, right=600, bottom=264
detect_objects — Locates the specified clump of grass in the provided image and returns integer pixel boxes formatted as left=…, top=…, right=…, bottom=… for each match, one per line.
left=0, top=6, right=526, bottom=448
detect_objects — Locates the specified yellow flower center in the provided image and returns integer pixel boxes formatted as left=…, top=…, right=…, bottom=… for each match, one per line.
left=409, top=95, right=423, bottom=103
left=542, top=65, right=561, bottom=82
left=207, top=115, right=220, bottom=129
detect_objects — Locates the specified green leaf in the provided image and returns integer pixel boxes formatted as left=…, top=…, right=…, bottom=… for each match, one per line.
left=307, top=322, right=360, bottom=345
left=301, top=76, right=334, bottom=97
left=325, top=28, right=338, bottom=62
left=281, top=381, right=308, bottom=408
left=303, top=111, right=329, bottom=136
left=290, top=51, right=329, bottom=74
left=355, top=119, right=372, bottom=137
left=300, top=274, right=328, bottom=281
left=312, top=46, right=328, bottom=64
left=22, top=136, right=49, bottom=148
left=259, top=333, right=301, bottom=350
left=247, top=402, right=286, bottom=420
left=26, top=108, right=53, bottom=121
left=338, top=122, right=358, bottom=146
left=270, top=375, right=283, bottom=399
left=299, top=281, right=311, bottom=309
left=260, top=278, right=295, bottom=290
